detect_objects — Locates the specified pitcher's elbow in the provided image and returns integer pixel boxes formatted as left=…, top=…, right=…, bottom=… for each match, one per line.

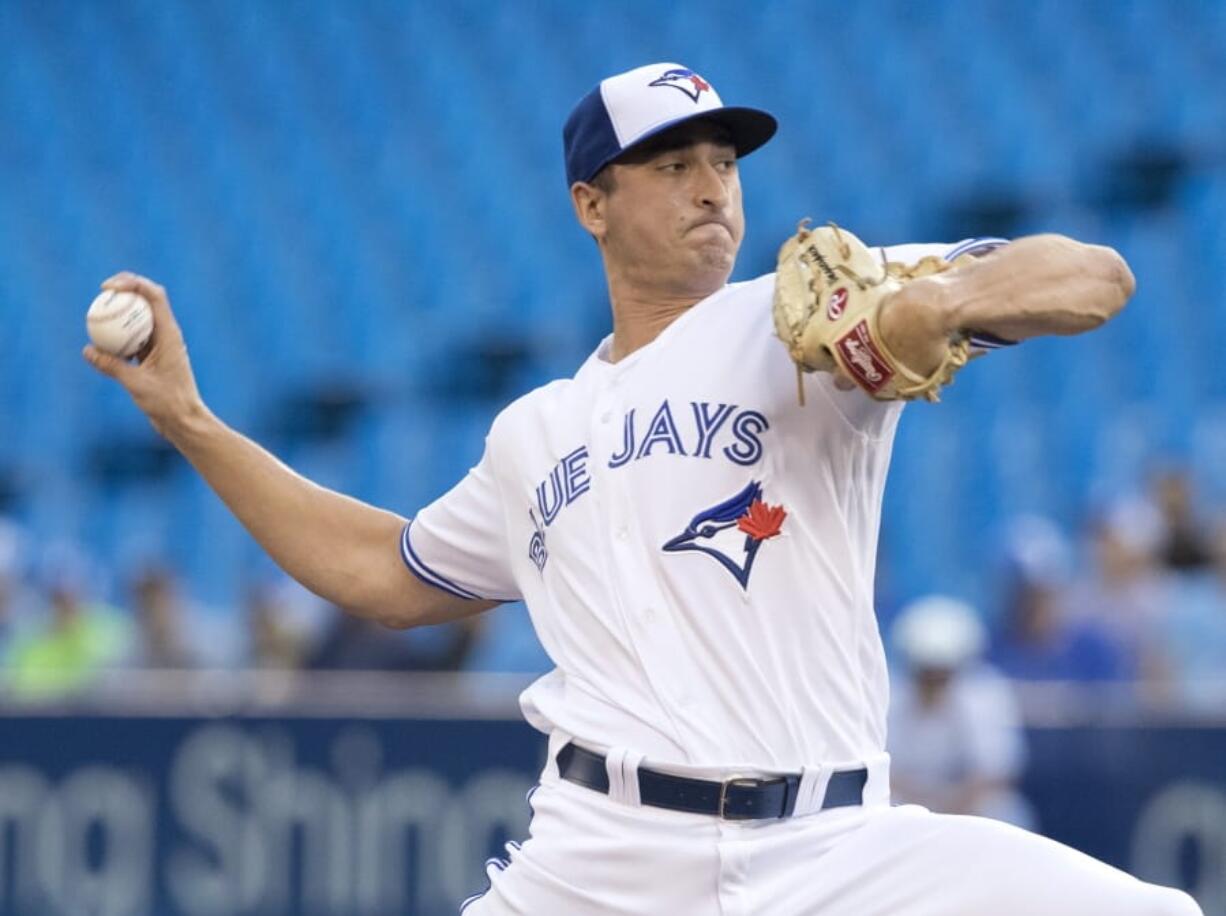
left=1099, top=245, right=1136, bottom=314
left=374, top=602, right=425, bottom=630
left=336, top=590, right=426, bottom=630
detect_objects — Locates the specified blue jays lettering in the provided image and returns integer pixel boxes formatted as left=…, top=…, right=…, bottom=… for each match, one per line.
left=527, top=400, right=785, bottom=586
left=528, top=507, right=549, bottom=573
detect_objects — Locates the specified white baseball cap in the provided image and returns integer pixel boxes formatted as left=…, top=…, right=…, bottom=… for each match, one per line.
left=891, top=595, right=987, bottom=670
left=563, top=62, right=777, bottom=186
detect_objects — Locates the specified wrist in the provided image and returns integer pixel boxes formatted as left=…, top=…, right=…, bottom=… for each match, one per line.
left=158, top=398, right=217, bottom=448
left=911, top=273, right=961, bottom=336
left=878, top=277, right=956, bottom=375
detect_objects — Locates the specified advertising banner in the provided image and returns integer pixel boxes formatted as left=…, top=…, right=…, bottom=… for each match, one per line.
left=0, top=714, right=1221, bottom=915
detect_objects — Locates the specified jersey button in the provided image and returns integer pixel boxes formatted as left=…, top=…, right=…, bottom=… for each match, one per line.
left=600, top=410, right=612, bottom=423
left=615, top=527, right=628, bottom=540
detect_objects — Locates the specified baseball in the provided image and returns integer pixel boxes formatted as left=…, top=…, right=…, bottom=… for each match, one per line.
left=86, top=289, right=154, bottom=358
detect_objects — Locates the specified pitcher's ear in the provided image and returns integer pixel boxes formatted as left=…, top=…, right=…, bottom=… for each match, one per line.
left=571, top=179, right=609, bottom=240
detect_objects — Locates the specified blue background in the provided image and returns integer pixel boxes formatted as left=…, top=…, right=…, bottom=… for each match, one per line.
left=1, top=0, right=1223, bottom=643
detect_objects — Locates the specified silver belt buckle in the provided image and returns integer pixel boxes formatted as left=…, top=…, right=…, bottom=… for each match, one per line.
left=718, top=774, right=767, bottom=820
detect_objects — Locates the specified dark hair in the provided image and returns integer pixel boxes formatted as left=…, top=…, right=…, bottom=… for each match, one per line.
left=589, top=168, right=617, bottom=193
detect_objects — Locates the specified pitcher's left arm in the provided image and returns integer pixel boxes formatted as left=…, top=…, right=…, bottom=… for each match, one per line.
left=878, top=235, right=1135, bottom=376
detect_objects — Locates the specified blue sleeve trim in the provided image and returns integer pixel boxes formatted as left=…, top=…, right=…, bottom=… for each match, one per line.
left=945, top=237, right=1010, bottom=261
left=399, top=521, right=484, bottom=601
left=969, top=331, right=1018, bottom=349
left=946, top=238, right=1016, bottom=349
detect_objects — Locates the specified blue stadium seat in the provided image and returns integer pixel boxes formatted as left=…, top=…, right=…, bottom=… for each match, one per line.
left=1, top=0, right=1222, bottom=666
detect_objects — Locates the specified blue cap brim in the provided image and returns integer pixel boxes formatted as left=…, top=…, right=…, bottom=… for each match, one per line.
left=576, top=106, right=778, bottom=186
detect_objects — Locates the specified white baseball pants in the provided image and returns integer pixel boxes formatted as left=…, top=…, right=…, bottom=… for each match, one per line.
left=461, top=756, right=1202, bottom=915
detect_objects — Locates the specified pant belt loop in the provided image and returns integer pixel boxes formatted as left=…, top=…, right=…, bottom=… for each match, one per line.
left=604, top=746, right=645, bottom=807
left=793, top=764, right=832, bottom=817
left=862, top=752, right=892, bottom=807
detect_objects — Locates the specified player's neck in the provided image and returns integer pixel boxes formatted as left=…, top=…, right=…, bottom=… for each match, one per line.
left=605, top=276, right=721, bottom=363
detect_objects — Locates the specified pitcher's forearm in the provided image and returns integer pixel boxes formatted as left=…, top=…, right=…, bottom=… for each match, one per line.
left=163, top=404, right=405, bottom=617
left=877, top=235, right=1135, bottom=376
left=935, top=234, right=1135, bottom=342
left=81, top=273, right=453, bottom=626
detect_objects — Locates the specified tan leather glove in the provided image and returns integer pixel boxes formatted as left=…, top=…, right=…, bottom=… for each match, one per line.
left=773, top=221, right=975, bottom=403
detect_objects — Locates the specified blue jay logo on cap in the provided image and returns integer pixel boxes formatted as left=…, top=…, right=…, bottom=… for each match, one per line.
left=648, top=68, right=712, bottom=104
left=662, top=480, right=787, bottom=589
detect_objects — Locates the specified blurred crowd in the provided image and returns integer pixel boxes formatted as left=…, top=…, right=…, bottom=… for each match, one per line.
left=0, top=521, right=486, bottom=701
left=987, top=467, right=1226, bottom=709
left=2, top=467, right=1224, bottom=711
left=884, top=466, right=1226, bottom=825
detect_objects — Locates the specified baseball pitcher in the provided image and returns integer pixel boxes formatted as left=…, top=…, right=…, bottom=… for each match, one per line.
left=86, top=63, right=1201, bottom=915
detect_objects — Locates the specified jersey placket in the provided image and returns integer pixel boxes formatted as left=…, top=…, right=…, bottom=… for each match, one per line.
left=586, top=364, right=709, bottom=750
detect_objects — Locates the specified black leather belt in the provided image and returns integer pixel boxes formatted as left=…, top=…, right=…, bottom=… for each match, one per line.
left=555, top=742, right=868, bottom=821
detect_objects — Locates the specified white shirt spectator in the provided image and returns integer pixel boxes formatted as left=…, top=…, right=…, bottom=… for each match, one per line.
left=889, top=663, right=1034, bottom=828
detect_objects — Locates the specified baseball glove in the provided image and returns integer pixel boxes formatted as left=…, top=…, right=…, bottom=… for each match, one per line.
left=772, top=221, right=974, bottom=403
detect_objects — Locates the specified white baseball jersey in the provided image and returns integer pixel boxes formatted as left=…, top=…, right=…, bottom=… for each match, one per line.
left=402, top=238, right=1009, bottom=773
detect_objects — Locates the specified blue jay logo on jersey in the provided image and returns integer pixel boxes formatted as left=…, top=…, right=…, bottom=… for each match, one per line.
left=662, top=481, right=787, bottom=589
left=648, top=68, right=711, bottom=103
